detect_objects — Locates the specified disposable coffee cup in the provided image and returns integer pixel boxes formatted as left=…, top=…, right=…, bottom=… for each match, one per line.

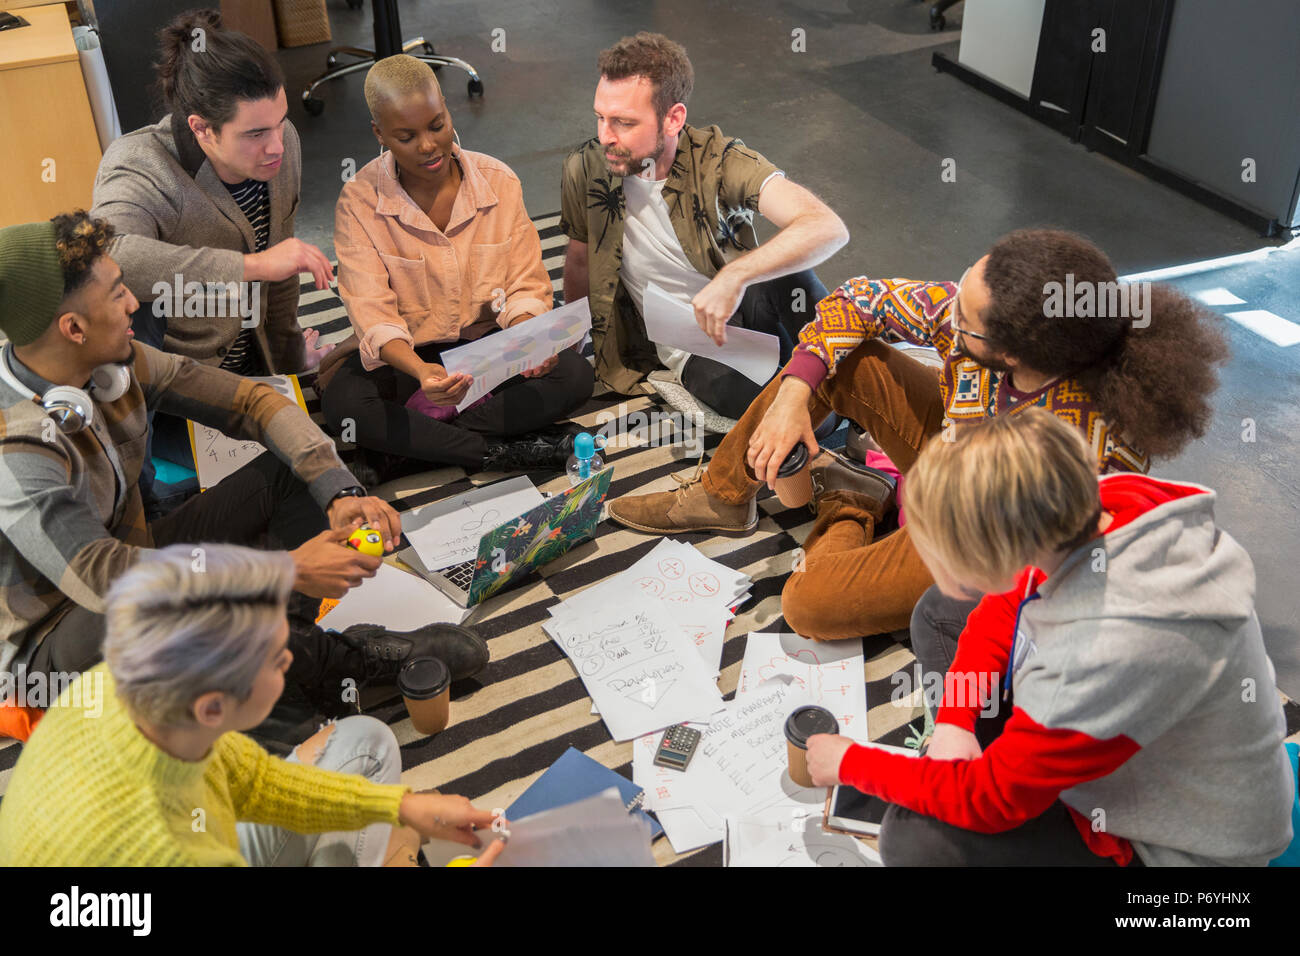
left=397, top=657, right=451, bottom=737
left=773, top=443, right=812, bottom=508
left=784, top=705, right=840, bottom=787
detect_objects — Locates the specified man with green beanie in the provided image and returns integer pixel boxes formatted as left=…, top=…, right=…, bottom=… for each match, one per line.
left=0, top=212, right=491, bottom=734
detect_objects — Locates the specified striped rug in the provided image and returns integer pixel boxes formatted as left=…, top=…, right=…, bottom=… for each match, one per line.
left=292, top=212, right=930, bottom=866
left=2, top=213, right=1297, bottom=868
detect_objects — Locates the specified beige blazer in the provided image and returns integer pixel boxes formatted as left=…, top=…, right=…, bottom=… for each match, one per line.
left=91, top=113, right=305, bottom=373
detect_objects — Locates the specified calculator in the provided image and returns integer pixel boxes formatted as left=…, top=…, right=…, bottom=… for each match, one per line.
left=653, top=724, right=702, bottom=771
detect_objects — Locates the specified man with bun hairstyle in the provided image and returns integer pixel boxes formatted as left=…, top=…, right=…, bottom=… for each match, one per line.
left=91, top=9, right=334, bottom=510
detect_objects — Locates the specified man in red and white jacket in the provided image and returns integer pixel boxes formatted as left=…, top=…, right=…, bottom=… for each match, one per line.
left=807, top=411, right=1294, bottom=866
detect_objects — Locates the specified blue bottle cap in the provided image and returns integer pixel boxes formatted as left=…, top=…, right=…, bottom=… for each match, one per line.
left=574, top=431, right=595, bottom=460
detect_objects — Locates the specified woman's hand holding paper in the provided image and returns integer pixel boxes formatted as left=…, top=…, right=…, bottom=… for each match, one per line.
left=420, top=362, right=474, bottom=406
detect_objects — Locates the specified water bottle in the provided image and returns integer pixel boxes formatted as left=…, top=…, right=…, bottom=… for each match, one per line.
left=566, top=431, right=606, bottom=486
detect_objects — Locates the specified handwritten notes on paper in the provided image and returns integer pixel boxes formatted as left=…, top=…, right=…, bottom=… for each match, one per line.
left=736, top=632, right=869, bottom=742
left=187, top=374, right=306, bottom=490
left=630, top=632, right=871, bottom=853
left=631, top=680, right=826, bottom=852
left=559, top=539, right=748, bottom=677
left=402, top=477, right=544, bottom=572
left=440, top=298, right=593, bottom=410
left=544, top=595, right=724, bottom=742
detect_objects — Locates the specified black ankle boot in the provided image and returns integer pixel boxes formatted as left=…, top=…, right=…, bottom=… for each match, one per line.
left=335, top=622, right=490, bottom=684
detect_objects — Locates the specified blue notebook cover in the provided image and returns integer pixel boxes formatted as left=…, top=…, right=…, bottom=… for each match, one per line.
left=506, top=746, right=664, bottom=840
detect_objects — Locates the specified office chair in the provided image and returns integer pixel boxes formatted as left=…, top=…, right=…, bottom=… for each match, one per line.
left=303, top=0, right=483, bottom=115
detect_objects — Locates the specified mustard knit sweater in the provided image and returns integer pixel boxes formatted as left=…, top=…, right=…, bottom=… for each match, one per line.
left=0, top=665, right=409, bottom=866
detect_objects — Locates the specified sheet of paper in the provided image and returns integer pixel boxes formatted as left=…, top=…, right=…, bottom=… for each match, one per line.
left=558, top=538, right=749, bottom=621
left=725, top=817, right=881, bottom=867
left=736, top=632, right=870, bottom=742
left=632, top=680, right=828, bottom=852
left=543, top=595, right=724, bottom=742
left=584, top=597, right=729, bottom=717
left=188, top=374, right=305, bottom=490
left=498, top=788, right=655, bottom=867
left=642, top=282, right=779, bottom=385
left=440, top=298, right=593, bottom=409
left=402, top=476, right=543, bottom=572
left=319, top=561, right=470, bottom=630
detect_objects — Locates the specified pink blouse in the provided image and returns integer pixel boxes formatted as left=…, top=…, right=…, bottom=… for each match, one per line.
left=327, top=143, right=553, bottom=377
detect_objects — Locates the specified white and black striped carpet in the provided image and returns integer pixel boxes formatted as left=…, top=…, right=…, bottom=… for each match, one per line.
left=1, top=213, right=1296, bottom=867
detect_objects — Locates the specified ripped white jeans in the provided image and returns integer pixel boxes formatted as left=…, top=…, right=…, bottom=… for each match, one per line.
left=237, top=715, right=402, bottom=866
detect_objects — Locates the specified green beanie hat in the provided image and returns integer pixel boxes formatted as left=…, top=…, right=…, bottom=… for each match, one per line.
left=0, top=221, right=66, bottom=347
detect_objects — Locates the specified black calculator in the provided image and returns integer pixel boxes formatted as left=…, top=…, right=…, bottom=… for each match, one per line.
left=653, top=724, right=702, bottom=771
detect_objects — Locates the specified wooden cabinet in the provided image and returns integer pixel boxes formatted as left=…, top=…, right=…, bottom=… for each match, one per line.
left=0, top=4, right=104, bottom=227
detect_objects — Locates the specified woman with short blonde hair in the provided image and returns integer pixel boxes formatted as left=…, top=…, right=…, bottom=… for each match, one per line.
left=804, top=410, right=1293, bottom=867
left=104, top=545, right=296, bottom=728
left=0, top=544, right=505, bottom=866
left=318, top=54, right=594, bottom=479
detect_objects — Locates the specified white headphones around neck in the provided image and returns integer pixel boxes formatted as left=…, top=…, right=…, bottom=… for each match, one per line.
left=0, top=346, right=131, bottom=435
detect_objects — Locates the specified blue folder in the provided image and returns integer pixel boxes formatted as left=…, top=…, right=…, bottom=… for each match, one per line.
left=506, top=746, right=664, bottom=840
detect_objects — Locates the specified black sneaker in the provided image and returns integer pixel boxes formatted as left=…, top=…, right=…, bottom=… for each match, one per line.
left=336, top=622, right=490, bottom=684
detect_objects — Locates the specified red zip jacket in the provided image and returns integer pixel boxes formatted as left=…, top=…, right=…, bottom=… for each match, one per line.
left=839, top=475, right=1203, bottom=864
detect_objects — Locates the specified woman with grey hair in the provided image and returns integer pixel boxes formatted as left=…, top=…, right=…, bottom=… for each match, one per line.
left=0, top=544, right=506, bottom=866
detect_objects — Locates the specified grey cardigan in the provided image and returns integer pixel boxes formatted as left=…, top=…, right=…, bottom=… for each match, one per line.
left=90, top=113, right=306, bottom=373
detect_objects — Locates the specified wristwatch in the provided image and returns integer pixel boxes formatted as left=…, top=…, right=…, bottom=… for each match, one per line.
left=330, top=485, right=367, bottom=504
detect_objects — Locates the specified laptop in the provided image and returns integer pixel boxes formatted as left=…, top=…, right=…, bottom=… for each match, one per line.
left=400, top=468, right=613, bottom=608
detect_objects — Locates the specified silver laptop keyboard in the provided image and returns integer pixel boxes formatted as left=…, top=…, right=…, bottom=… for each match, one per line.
left=443, top=559, right=477, bottom=592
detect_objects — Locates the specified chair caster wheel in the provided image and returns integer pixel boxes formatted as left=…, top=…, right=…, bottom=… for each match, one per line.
left=303, top=95, right=325, bottom=116
left=929, top=10, right=946, bottom=30
left=468, top=78, right=484, bottom=97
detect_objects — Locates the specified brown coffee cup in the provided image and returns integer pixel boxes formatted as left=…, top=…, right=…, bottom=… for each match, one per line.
left=397, top=657, right=451, bottom=737
left=784, top=705, right=840, bottom=787
left=773, top=443, right=813, bottom=509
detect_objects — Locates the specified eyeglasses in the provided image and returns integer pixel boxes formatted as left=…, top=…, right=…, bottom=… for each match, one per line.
left=949, top=267, right=993, bottom=343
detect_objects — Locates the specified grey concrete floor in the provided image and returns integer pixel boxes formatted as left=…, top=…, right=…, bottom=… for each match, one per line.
left=276, top=0, right=1300, bottom=692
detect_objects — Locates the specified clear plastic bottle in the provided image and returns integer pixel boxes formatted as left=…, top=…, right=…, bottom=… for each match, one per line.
left=566, top=431, right=606, bottom=486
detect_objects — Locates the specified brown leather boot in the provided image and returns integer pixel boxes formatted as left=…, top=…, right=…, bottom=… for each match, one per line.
left=810, top=451, right=897, bottom=523
left=607, top=463, right=758, bottom=535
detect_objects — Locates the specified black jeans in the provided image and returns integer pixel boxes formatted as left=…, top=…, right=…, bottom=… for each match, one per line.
left=321, top=338, right=595, bottom=469
left=678, top=268, right=828, bottom=419
left=879, top=800, right=1128, bottom=866
left=26, top=452, right=341, bottom=695
left=879, top=584, right=1133, bottom=866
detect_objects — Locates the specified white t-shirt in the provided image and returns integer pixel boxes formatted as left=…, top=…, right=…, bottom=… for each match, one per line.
left=619, top=174, right=710, bottom=381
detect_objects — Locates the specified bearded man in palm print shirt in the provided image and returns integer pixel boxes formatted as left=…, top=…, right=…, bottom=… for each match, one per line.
left=560, top=32, right=849, bottom=416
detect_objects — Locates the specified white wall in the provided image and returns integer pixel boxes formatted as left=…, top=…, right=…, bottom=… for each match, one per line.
left=957, top=0, right=1047, bottom=99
